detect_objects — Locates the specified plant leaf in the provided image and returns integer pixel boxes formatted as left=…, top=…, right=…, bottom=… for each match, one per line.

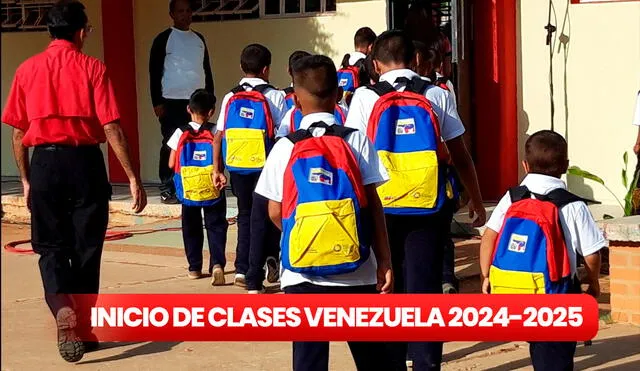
left=622, top=168, right=628, bottom=188
left=623, top=151, right=628, bottom=167
left=603, top=214, right=615, bottom=220
left=567, top=166, right=605, bottom=185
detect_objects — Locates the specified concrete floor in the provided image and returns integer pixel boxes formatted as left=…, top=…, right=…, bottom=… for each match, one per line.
left=2, top=223, right=639, bottom=370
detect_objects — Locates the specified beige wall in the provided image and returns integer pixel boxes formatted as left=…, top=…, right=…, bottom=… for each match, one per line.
left=0, top=0, right=105, bottom=177
left=518, top=0, right=640, bottom=208
left=133, top=0, right=388, bottom=182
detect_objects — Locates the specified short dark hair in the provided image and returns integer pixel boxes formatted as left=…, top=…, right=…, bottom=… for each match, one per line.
left=169, top=0, right=192, bottom=12
left=525, top=130, right=569, bottom=177
left=292, top=55, right=338, bottom=100
left=354, top=27, right=377, bottom=49
left=240, top=44, right=272, bottom=75
left=189, top=89, right=216, bottom=116
left=288, top=50, right=311, bottom=73
left=372, top=30, right=415, bottom=66
left=413, top=40, right=441, bottom=79
left=47, top=0, right=88, bottom=42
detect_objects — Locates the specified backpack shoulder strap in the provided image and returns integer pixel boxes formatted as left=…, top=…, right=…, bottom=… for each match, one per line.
left=403, top=76, right=431, bottom=95
left=508, top=186, right=532, bottom=203
left=284, top=87, right=294, bottom=95
left=180, top=124, right=194, bottom=134
left=328, top=125, right=357, bottom=139
left=200, top=122, right=215, bottom=133
left=538, top=188, right=588, bottom=209
left=230, top=84, right=248, bottom=94
left=286, top=128, right=313, bottom=144
left=367, top=81, right=395, bottom=97
left=252, top=84, right=275, bottom=94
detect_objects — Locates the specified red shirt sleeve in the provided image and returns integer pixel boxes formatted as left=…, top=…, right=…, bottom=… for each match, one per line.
left=1, top=72, right=29, bottom=131
left=91, top=61, right=120, bottom=125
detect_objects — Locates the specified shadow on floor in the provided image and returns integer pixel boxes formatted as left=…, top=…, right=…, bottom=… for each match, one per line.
left=481, top=334, right=640, bottom=371
left=77, top=341, right=182, bottom=365
left=443, top=342, right=509, bottom=362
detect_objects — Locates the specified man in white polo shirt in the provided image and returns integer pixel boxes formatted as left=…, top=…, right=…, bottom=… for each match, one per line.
left=149, top=0, right=214, bottom=204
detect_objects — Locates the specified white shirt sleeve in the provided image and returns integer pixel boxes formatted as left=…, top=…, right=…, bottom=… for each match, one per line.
left=633, top=92, right=640, bottom=126
left=426, top=87, right=466, bottom=141
left=255, top=139, right=292, bottom=203
left=344, top=88, right=372, bottom=134
left=485, top=192, right=512, bottom=232
left=276, top=109, right=293, bottom=138
left=564, top=202, right=608, bottom=257
left=348, top=132, right=389, bottom=187
left=166, top=128, right=184, bottom=151
left=267, top=89, right=286, bottom=136
left=215, top=93, right=232, bottom=131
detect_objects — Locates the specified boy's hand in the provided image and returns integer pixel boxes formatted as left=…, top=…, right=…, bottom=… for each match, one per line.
left=469, top=199, right=487, bottom=227
left=213, top=172, right=227, bottom=190
left=376, top=261, right=393, bottom=294
left=482, top=277, right=491, bottom=294
left=586, top=281, right=600, bottom=298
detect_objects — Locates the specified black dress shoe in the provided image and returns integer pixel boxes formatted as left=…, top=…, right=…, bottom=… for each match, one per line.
left=160, top=192, right=179, bottom=204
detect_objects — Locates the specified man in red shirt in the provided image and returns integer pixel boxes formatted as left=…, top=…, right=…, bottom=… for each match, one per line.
left=2, top=0, right=146, bottom=363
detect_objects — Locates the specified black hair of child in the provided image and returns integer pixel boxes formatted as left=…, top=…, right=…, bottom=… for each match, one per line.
left=372, top=30, right=415, bottom=66
left=189, top=89, right=216, bottom=116
left=354, top=27, right=377, bottom=49
left=291, top=55, right=338, bottom=100
left=241, top=44, right=272, bottom=75
left=525, top=130, right=569, bottom=178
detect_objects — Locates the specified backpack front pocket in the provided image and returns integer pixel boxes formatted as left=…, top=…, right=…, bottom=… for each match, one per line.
left=225, top=128, right=266, bottom=169
left=489, top=265, right=546, bottom=294
left=180, top=165, right=219, bottom=202
left=377, top=150, right=439, bottom=209
left=288, top=199, right=360, bottom=270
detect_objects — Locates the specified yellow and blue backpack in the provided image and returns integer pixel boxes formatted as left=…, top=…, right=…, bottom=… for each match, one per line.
left=283, top=87, right=295, bottom=111
left=366, top=76, right=447, bottom=215
left=288, top=105, right=346, bottom=132
left=173, top=123, right=221, bottom=207
left=222, top=83, right=275, bottom=174
left=281, top=122, right=371, bottom=276
left=490, top=186, right=584, bottom=294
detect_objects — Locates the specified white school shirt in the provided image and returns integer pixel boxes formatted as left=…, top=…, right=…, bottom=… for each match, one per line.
left=633, top=91, right=640, bottom=126
left=436, top=72, right=457, bottom=105
left=344, top=69, right=465, bottom=142
left=348, top=51, right=367, bottom=66
left=162, top=28, right=207, bottom=100
left=255, top=112, right=389, bottom=289
left=216, top=77, right=286, bottom=136
left=166, top=121, right=216, bottom=151
left=485, top=173, right=607, bottom=276
left=276, top=102, right=350, bottom=138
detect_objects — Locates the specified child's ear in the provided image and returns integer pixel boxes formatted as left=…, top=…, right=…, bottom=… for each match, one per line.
left=262, top=65, right=270, bottom=79
left=373, top=60, right=382, bottom=76
left=336, top=87, right=344, bottom=104
left=207, top=108, right=215, bottom=118
left=293, top=93, right=302, bottom=111
left=187, top=105, right=193, bottom=115
left=412, top=53, right=421, bottom=73
left=522, top=160, right=530, bottom=174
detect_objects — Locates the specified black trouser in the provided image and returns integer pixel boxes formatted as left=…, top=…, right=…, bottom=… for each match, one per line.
left=246, top=193, right=281, bottom=290
left=285, top=283, right=394, bottom=371
left=30, top=145, right=111, bottom=333
left=159, top=99, right=190, bottom=194
left=385, top=204, right=453, bottom=371
left=229, top=172, right=261, bottom=275
left=442, top=199, right=458, bottom=289
left=529, top=342, right=577, bottom=371
left=181, top=196, right=229, bottom=273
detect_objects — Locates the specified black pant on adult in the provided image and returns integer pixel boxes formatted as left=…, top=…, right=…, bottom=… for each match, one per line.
left=285, top=283, right=394, bottom=371
left=246, top=193, right=281, bottom=290
left=159, top=99, right=190, bottom=194
left=229, top=172, right=261, bottom=275
left=385, top=204, right=454, bottom=371
left=181, top=196, right=229, bottom=273
left=30, top=145, right=111, bottom=329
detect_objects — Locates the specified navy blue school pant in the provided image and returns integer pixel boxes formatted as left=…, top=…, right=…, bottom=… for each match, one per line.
left=529, top=342, right=577, bottom=371
left=246, top=192, right=281, bottom=290
left=229, top=172, right=261, bottom=275
left=385, top=203, right=453, bottom=371
left=284, top=282, right=394, bottom=371
left=181, top=196, right=228, bottom=272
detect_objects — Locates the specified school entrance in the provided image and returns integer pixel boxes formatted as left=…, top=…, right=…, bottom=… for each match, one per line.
left=388, top=0, right=519, bottom=201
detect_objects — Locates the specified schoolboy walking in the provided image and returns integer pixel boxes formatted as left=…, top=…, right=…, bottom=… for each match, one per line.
left=255, top=55, right=394, bottom=371
left=480, top=130, right=605, bottom=371
left=168, top=89, right=228, bottom=284
left=214, top=44, right=285, bottom=288
left=345, top=30, right=486, bottom=370
left=337, top=27, right=377, bottom=104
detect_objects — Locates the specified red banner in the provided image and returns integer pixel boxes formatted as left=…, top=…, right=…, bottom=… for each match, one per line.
left=78, top=294, right=599, bottom=342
